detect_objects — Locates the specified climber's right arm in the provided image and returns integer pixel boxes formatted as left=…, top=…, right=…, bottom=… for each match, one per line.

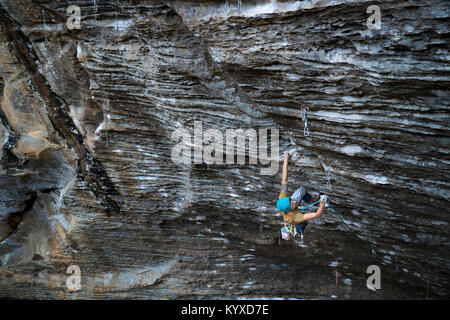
left=281, top=151, right=289, bottom=186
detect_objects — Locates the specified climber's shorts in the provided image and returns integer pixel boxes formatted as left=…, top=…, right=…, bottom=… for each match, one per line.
left=295, top=222, right=308, bottom=234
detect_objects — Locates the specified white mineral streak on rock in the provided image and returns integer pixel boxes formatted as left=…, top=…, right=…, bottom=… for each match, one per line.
left=341, top=145, right=364, bottom=156
left=364, top=175, right=389, bottom=185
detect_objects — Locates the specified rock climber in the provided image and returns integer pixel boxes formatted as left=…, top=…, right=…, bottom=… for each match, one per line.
left=276, top=151, right=327, bottom=235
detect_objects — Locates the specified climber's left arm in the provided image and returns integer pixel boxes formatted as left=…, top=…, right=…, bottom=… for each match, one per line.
left=302, top=196, right=327, bottom=222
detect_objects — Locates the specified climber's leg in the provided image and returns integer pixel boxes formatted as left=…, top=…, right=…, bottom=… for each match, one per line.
left=295, top=222, right=308, bottom=234
left=291, top=186, right=312, bottom=204
left=301, top=221, right=308, bottom=233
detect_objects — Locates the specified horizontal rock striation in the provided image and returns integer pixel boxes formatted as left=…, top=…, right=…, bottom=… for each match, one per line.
left=0, top=0, right=448, bottom=298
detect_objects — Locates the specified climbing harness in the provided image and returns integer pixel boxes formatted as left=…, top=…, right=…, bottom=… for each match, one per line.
left=279, top=199, right=321, bottom=241
left=280, top=225, right=292, bottom=240
left=42, top=8, right=48, bottom=44
left=301, top=106, right=310, bottom=137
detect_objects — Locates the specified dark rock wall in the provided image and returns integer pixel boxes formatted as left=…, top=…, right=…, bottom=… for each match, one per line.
left=0, top=0, right=448, bottom=298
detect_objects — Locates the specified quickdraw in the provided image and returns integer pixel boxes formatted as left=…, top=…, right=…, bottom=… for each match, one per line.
left=301, top=106, right=310, bottom=137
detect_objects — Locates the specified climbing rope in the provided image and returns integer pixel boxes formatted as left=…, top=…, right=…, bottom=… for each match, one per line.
left=93, top=0, right=98, bottom=13
left=301, top=106, right=310, bottom=137
left=238, top=0, right=243, bottom=13
left=328, top=202, right=393, bottom=267
left=328, top=203, right=362, bottom=241
left=300, top=199, right=321, bottom=211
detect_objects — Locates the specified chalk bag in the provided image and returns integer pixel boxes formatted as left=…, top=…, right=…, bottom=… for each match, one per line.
left=280, top=227, right=291, bottom=240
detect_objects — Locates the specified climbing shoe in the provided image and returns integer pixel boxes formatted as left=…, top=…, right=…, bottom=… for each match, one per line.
left=312, top=193, right=321, bottom=203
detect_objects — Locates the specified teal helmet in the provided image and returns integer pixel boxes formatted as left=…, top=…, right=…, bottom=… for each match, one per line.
left=277, top=197, right=291, bottom=212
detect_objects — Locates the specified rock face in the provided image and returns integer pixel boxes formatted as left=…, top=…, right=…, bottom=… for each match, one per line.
left=0, top=0, right=448, bottom=299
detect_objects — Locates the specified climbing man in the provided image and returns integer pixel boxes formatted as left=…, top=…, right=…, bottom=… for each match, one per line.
left=277, top=151, right=327, bottom=234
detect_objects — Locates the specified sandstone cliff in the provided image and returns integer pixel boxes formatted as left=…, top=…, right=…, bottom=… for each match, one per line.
left=0, top=0, right=448, bottom=299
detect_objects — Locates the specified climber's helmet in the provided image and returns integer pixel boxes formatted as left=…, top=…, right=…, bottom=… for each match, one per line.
left=277, top=197, right=291, bottom=212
